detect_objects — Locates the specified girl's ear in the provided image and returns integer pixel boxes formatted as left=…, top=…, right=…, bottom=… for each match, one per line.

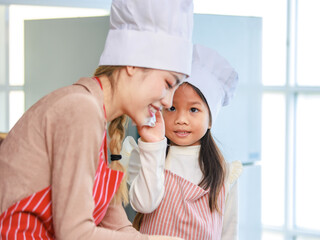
left=125, top=66, right=137, bottom=76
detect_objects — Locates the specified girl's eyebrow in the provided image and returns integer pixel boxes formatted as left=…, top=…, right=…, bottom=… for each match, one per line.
left=172, top=101, right=202, bottom=106
left=188, top=101, right=202, bottom=105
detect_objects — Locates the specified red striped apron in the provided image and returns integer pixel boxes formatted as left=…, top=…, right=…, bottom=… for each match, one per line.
left=140, top=170, right=225, bottom=240
left=0, top=77, right=123, bottom=239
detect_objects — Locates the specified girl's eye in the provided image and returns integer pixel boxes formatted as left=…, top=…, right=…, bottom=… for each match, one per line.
left=190, top=108, right=199, bottom=113
left=167, top=106, right=176, bottom=112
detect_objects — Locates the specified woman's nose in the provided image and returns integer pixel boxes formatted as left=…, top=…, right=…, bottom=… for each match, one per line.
left=161, top=90, right=175, bottom=108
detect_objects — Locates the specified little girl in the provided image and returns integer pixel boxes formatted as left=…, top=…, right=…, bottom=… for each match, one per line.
left=123, top=44, right=243, bottom=240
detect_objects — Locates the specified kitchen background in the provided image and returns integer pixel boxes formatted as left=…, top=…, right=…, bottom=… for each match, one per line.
left=0, top=0, right=319, bottom=239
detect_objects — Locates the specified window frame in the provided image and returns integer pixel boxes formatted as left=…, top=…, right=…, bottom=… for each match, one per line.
left=262, top=0, right=320, bottom=239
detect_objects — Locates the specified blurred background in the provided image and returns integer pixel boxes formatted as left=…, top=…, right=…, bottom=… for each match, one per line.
left=0, top=0, right=319, bottom=239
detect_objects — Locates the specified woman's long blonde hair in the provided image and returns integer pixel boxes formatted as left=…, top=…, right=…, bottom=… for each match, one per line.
left=94, top=66, right=129, bottom=205
left=0, top=132, right=8, bottom=146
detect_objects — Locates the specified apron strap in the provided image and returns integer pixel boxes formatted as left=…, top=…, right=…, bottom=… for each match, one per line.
left=93, top=77, right=107, bottom=120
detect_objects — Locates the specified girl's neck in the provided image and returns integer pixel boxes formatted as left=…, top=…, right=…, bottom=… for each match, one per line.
left=169, top=142, right=201, bottom=147
left=169, top=144, right=201, bottom=155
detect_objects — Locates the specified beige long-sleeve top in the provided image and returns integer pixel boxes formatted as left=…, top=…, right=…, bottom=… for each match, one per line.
left=0, top=77, right=148, bottom=240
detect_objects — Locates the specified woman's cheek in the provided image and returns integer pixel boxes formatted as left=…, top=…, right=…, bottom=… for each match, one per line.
left=161, top=86, right=169, bottom=97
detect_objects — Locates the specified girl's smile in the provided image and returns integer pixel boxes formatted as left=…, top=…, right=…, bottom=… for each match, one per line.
left=174, top=130, right=191, bottom=137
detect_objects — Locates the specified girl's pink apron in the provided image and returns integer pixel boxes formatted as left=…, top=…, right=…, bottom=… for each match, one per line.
left=0, top=77, right=123, bottom=239
left=140, top=170, right=225, bottom=240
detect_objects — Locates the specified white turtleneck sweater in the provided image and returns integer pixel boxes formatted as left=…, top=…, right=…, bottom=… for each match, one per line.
left=123, top=137, right=242, bottom=240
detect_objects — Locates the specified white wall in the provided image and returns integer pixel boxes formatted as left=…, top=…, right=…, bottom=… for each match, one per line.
left=0, top=6, right=6, bottom=85
left=0, top=0, right=111, bottom=9
left=0, top=5, right=8, bottom=131
left=24, top=16, right=108, bottom=109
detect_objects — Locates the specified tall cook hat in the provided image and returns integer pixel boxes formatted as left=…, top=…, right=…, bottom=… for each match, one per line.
left=187, top=44, right=239, bottom=125
left=99, top=0, right=194, bottom=76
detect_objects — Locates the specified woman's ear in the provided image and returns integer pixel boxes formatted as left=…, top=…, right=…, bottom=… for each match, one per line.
left=126, top=66, right=137, bottom=76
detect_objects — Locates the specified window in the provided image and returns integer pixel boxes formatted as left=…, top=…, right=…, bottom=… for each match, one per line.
left=260, top=0, right=320, bottom=239
left=296, top=0, right=320, bottom=87
left=296, top=95, right=320, bottom=232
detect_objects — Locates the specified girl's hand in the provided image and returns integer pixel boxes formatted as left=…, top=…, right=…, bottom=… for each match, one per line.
left=149, top=236, right=184, bottom=240
left=138, top=111, right=165, bottom=143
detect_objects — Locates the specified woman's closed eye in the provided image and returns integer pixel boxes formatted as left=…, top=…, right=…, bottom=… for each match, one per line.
left=166, top=81, right=173, bottom=89
left=190, top=107, right=199, bottom=113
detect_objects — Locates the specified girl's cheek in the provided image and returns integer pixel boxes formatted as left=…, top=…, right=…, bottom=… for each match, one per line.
left=163, top=113, right=169, bottom=122
left=164, top=113, right=174, bottom=122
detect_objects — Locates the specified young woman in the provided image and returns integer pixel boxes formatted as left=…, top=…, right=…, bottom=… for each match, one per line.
left=125, top=44, right=243, bottom=240
left=0, top=0, right=193, bottom=239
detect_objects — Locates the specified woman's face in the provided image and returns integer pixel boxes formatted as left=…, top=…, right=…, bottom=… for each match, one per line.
left=124, top=67, right=185, bottom=126
left=163, top=84, right=210, bottom=146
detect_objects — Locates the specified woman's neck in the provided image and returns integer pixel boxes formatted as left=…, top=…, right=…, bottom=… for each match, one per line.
left=99, top=75, right=124, bottom=122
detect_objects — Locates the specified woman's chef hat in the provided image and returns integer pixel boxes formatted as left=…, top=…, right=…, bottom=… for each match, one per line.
left=187, top=44, right=239, bottom=125
left=99, top=0, right=194, bottom=76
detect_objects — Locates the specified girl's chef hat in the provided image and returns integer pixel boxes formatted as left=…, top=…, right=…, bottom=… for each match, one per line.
left=99, top=0, right=194, bottom=76
left=187, top=44, right=239, bottom=125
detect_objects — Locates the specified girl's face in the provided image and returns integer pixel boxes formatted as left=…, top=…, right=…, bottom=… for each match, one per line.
left=124, top=67, right=185, bottom=126
left=163, top=84, right=210, bottom=146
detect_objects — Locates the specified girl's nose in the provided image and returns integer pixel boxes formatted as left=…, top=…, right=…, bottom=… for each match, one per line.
left=175, top=111, right=188, bottom=125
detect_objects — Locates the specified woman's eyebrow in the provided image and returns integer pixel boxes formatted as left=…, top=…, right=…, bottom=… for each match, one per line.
left=170, top=73, right=183, bottom=86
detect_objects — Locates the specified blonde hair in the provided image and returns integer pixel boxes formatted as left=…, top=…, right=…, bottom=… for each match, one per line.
left=94, top=66, right=129, bottom=205
left=0, top=132, right=7, bottom=139
left=0, top=132, right=8, bottom=146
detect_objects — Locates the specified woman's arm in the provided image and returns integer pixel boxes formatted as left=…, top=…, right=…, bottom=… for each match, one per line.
left=99, top=202, right=149, bottom=239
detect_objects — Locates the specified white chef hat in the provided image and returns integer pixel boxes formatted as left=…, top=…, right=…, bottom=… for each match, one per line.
left=187, top=44, right=239, bottom=125
left=99, top=0, right=194, bottom=76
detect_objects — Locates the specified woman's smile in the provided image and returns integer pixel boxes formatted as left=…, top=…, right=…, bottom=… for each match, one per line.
left=148, top=104, right=159, bottom=117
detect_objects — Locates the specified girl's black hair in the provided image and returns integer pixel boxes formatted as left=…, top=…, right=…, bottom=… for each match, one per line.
left=166, top=82, right=226, bottom=213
